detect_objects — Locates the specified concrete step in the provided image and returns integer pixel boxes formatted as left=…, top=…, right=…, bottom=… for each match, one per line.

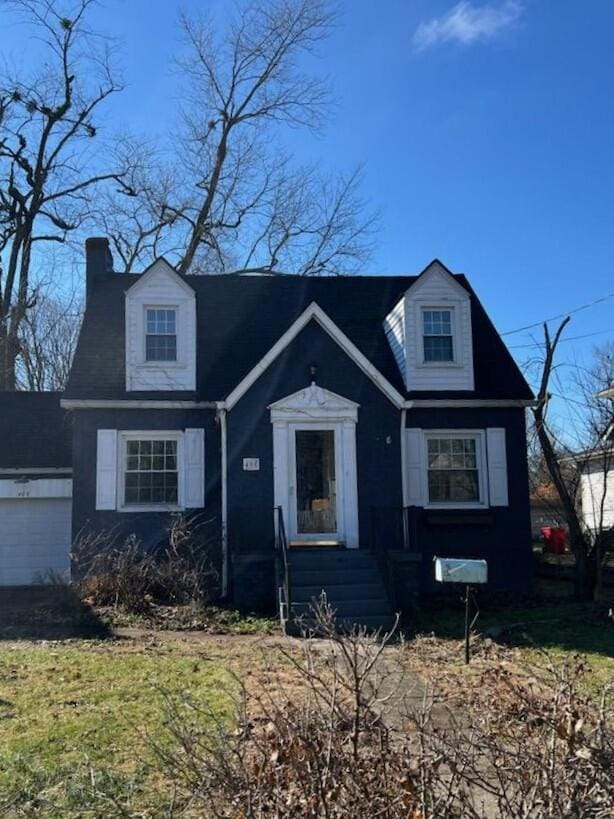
left=288, top=549, right=378, bottom=569
left=290, top=598, right=391, bottom=619
left=290, top=566, right=378, bottom=586
left=291, top=582, right=388, bottom=603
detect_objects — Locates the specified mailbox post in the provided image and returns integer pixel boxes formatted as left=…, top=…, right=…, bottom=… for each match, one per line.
left=434, top=558, right=488, bottom=664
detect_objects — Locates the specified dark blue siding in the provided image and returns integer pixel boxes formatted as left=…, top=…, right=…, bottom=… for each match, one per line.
left=71, top=408, right=222, bottom=578
left=227, top=320, right=402, bottom=608
left=405, top=407, right=532, bottom=593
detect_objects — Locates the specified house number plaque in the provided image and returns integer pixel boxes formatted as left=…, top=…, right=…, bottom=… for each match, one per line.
left=243, top=458, right=260, bottom=471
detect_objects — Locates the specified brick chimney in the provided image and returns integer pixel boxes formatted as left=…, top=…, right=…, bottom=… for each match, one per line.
left=85, top=237, right=113, bottom=303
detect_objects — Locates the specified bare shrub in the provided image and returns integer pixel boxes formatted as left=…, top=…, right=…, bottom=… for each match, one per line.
left=73, top=515, right=218, bottom=613
left=144, top=597, right=612, bottom=819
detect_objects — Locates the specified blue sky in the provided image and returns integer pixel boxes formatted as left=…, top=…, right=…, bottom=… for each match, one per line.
left=2, top=0, right=613, bottom=409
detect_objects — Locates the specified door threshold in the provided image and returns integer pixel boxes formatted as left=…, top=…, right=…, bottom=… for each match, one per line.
left=289, top=540, right=345, bottom=548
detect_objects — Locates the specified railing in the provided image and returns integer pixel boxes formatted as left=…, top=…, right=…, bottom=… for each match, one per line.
left=369, top=505, right=420, bottom=613
left=369, top=505, right=419, bottom=553
left=275, top=505, right=291, bottom=626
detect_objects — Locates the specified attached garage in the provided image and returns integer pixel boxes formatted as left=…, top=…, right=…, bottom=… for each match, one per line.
left=0, top=391, right=73, bottom=587
left=0, top=479, right=72, bottom=586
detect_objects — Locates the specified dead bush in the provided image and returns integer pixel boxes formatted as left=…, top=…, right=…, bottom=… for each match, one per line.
left=73, top=515, right=218, bottom=613
left=146, top=597, right=612, bottom=819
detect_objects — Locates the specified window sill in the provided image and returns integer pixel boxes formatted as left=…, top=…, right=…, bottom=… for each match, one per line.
left=417, top=360, right=462, bottom=369
left=137, top=362, right=187, bottom=370
left=425, top=502, right=487, bottom=510
left=118, top=504, right=184, bottom=513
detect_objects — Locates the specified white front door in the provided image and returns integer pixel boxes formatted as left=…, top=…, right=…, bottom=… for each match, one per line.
left=270, top=384, right=360, bottom=548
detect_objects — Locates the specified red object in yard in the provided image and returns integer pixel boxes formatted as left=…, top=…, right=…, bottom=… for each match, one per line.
left=541, top=526, right=567, bottom=554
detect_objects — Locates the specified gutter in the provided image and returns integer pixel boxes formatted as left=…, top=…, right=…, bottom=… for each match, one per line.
left=217, top=402, right=229, bottom=598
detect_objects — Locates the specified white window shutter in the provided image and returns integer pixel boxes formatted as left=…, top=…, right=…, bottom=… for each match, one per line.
left=184, top=428, right=205, bottom=508
left=96, top=429, right=118, bottom=510
left=487, top=428, right=508, bottom=506
left=406, top=428, right=425, bottom=506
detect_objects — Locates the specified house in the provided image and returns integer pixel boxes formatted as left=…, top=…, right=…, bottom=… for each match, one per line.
left=578, top=386, right=614, bottom=533
left=0, top=391, right=72, bottom=585
left=1, top=238, right=535, bottom=627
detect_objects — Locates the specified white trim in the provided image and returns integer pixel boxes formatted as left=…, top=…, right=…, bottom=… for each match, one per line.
left=61, top=400, right=217, bottom=409
left=486, top=427, right=509, bottom=507
left=405, top=428, right=426, bottom=506
left=406, top=399, right=535, bottom=408
left=61, top=398, right=536, bottom=411
left=422, top=429, right=488, bottom=510
left=219, top=408, right=228, bottom=597
left=226, top=301, right=405, bottom=410
left=269, top=383, right=359, bottom=423
left=0, top=478, right=72, bottom=499
left=400, top=408, right=409, bottom=507
left=184, top=428, right=205, bottom=509
left=126, top=258, right=194, bottom=297
left=117, top=430, right=185, bottom=513
left=0, top=467, right=72, bottom=475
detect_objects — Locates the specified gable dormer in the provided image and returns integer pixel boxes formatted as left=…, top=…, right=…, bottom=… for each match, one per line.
left=384, top=260, right=474, bottom=391
left=125, top=259, right=196, bottom=392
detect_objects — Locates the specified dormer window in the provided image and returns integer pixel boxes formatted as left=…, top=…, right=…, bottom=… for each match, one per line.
left=422, top=308, right=454, bottom=363
left=145, top=308, right=177, bottom=362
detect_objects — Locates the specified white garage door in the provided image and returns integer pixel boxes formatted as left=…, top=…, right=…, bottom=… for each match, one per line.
left=0, top=481, right=72, bottom=586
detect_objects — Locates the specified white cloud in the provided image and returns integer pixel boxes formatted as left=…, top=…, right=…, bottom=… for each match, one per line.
left=413, top=1, right=523, bottom=51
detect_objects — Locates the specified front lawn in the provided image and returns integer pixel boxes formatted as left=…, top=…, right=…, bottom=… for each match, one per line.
left=409, top=581, right=614, bottom=699
left=0, top=632, right=282, bottom=817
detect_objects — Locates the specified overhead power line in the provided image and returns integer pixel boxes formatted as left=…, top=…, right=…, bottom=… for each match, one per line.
left=509, top=327, right=614, bottom=350
left=501, top=290, right=614, bottom=336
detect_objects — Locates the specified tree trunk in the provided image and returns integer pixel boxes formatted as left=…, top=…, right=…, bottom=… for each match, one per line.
left=0, top=330, right=18, bottom=390
left=572, top=546, right=597, bottom=602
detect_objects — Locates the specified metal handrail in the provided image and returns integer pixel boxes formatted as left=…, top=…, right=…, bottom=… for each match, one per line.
left=275, top=506, right=291, bottom=623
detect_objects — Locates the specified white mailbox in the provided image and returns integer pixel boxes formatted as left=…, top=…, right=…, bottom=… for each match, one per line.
left=434, top=557, right=488, bottom=585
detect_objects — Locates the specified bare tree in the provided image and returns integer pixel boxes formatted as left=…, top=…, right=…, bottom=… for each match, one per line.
left=531, top=324, right=614, bottom=600
left=103, top=0, right=376, bottom=275
left=16, top=286, right=82, bottom=390
left=0, top=0, right=127, bottom=389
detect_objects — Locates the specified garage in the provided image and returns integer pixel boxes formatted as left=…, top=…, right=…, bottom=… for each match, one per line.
left=0, top=479, right=72, bottom=586
left=0, top=391, right=73, bottom=587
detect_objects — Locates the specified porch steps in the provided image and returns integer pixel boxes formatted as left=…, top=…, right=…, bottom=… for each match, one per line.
left=284, top=548, right=394, bottom=634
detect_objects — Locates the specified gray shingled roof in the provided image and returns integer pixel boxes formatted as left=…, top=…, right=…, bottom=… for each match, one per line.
left=65, top=271, right=533, bottom=402
left=0, top=391, right=72, bottom=469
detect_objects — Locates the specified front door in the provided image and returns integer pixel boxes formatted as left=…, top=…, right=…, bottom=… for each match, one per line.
left=270, top=384, right=360, bottom=548
left=292, top=427, right=339, bottom=541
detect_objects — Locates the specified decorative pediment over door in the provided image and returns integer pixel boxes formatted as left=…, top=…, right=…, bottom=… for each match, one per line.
left=269, top=383, right=359, bottom=423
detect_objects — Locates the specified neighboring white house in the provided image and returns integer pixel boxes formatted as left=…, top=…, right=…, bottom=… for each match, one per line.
left=579, top=385, right=614, bottom=532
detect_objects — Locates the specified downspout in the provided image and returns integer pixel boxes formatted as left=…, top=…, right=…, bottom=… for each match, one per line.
left=218, top=404, right=228, bottom=598
left=400, top=407, right=408, bottom=550
left=400, top=407, right=408, bottom=506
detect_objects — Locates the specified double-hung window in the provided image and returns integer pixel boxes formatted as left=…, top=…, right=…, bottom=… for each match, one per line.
left=145, top=308, right=177, bottom=362
left=422, top=309, right=453, bottom=363
left=426, top=433, right=484, bottom=505
left=124, top=436, right=179, bottom=506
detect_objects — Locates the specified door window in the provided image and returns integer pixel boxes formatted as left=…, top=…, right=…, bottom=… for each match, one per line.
left=295, top=429, right=336, bottom=534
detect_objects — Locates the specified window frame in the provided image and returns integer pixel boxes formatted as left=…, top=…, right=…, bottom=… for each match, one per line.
left=422, top=430, right=488, bottom=509
left=142, top=305, right=181, bottom=367
left=420, top=306, right=457, bottom=366
left=118, top=431, right=184, bottom=512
